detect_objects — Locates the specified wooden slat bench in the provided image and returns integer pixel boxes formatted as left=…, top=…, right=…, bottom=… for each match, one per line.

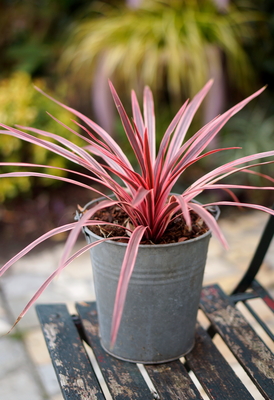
left=36, top=211, right=274, bottom=400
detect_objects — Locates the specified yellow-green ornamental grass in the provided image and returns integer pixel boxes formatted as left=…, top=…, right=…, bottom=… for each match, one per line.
left=61, top=0, right=259, bottom=100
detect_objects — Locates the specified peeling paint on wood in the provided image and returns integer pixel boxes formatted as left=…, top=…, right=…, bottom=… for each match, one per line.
left=59, top=372, right=100, bottom=399
left=82, top=317, right=99, bottom=337
left=36, top=304, right=105, bottom=400
left=251, top=356, right=274, bottom=380
left=36, top=285, right=274, bottom=400
left=107, top=369, right=136, bottom=397
left=185, top=324, right=254, bottom=400
left=55, top=359, right=63, bottom=367
left=200, top=284, right=274, bottom=400
left=44, top=322, right=60, bottom=350
left=59, top=373, right=69, bottom=387
left=145, top=361, right=202, bottom=400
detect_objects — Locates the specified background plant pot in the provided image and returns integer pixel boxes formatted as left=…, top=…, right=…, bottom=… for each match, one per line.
left=80, top=198, right=220, bottom=364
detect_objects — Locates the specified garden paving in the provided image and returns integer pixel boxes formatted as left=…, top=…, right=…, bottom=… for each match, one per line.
left=0, top=210, right=273, bottom=400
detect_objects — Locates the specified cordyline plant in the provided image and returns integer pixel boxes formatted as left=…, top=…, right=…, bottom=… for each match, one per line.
left=1, top=80, right=274, bottom=346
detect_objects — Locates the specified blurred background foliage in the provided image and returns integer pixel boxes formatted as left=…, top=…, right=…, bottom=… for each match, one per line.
left=61, top=0, right=257, bottom=99
left=0, top=71, right=83, bottom=201
left=0, top=0, right=273, bottom=204
left=0, top=0, right=91, bottom=77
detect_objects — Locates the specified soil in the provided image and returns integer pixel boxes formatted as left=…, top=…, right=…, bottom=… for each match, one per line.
left=87, top=204, right=210, bottom=245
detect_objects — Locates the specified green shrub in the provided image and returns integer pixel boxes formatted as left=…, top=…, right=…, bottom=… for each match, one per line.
left=0, top=71, right=83, bottom=201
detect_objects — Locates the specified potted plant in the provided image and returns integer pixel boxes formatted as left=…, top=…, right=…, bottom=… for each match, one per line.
left=0, top=80, right=273, bottom=363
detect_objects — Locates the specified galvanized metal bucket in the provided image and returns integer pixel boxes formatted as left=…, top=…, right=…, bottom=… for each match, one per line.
left=80, top=198, right=219, bottom=364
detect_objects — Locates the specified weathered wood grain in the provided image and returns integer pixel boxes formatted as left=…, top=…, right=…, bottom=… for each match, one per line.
left=200, top=284, right=274, bottom=400
left=36, top=284, right=274, bottom=400
left=185, top=324, right=255, bottom=400
left=145, top=361, right=203, bottom=400
left=36, top=303, right=105, bottom=400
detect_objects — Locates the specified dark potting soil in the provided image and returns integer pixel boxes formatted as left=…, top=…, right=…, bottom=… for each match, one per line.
left=87, top=205, right=210, bottom=245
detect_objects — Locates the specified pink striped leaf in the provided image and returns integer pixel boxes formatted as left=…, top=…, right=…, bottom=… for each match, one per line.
left=59, top=199, right=121, bottom=269
left=185, top=162, right=274, bottom=201
left=109, top=81, right=146, bottom=175
left=161, top=147, right=242, bottom=195
left=178, top=86, right=267, bottom=171
left=143, top=128, right=154, bottom=188
left=34, top=86, right=133, bottom=170
left=131, top=89, right=145, bottom=139
left=153, top=200, right=180, bottom=239
left=0, top=219, right=126, bottom=278
left=189, top=202, right=228, bottom=248
left=0, top=126, right=87, bottom=167
left=110, top=225, right=147, bottom=347
left=154, top=99, right=189, bottom=186
left=164, top=80, right=214, bottom=165
left=14, top=124, right=108, bottom=175
left=204, top=201, right=274, bottom=216
left=174, top=194, right=192, bottom=230
left=196, top=183, right=274, bottom=192
left=143, top=86, right=156, bottom=163
left=6, top=236, right=129, bottom=333
left=0, top=170, right=130, bottom=204
left=156, top=100, right=189, bottom=165
left=131, top=187, right=150, bottom=207
left=190, top=152, right=274, bottom=190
